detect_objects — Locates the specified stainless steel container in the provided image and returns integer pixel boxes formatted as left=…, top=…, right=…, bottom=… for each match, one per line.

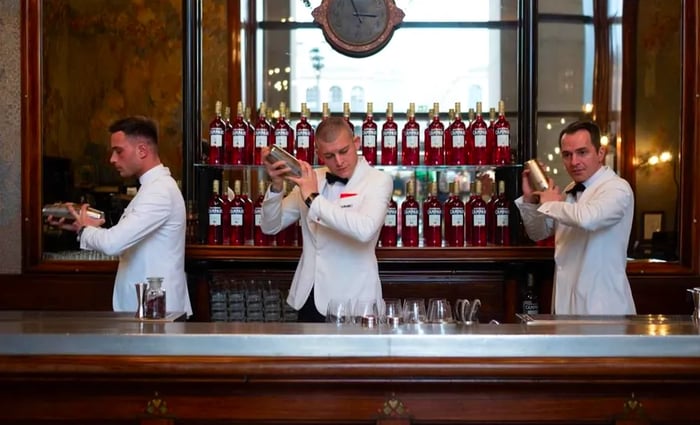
left=524, top=159, right=549, bottom=191
left=266, top=145, right=302, bottom=178
left=42, top=203, right=104, bottom=220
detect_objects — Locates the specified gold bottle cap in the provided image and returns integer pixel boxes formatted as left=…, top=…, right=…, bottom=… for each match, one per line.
left=258, top=179, right=267, bottom=196
left=212, top=179, right=220, bottom=193
left=455, top=102, right=461, bottom=115
left=433, top=102, right=439, bottom=116
left=498, top=180, right=506, bottom=194
left=234, top=180, right=242, bottom=195
left=475, top=179, right=482, bottom=195
left=468, top=108, right=475, bottom=121
left=451, top=181, right=460, bottom=195
left=224, top=106, right=231, bottom=120
left=476, top=101, right=483, bottom=114
left=489, top=107, right=496, bottom=120
left=408, top=102, right=415, bottom=117
left=387, top=102, right=394, bottom=116
left=322, top=102, right=330, bottom=118
left=215, top=100, right=223, bottom=115
left=429, top=181, right=438, bottom=195
left=498, top=100, right=506, bottom=114
left=406, top=179, right=416, bottom=196
left=259, top=101, right=267, bottom=116
left=236, top=100, right=244, bottom=116
left=343, top=102, right=350, bottom=117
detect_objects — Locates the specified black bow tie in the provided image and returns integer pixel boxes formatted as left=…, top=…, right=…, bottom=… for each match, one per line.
left=326, top=173, right=348, bottom=185
left=566, top=182, right=586, bottom=195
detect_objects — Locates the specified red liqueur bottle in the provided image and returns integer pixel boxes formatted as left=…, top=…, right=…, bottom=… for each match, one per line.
left=254, top=180, right=273, bottom=246
left=380, top=193, right=398, bottom=247
left=425, top=102, right=445, bottom=165
left=444, top=181, right=465, bottom=247
left=493, top=180, right=511, bottom=246
left=493, top=100, right=512, bottom=165
left=231, top=101, right=249, bottom=165
left=207, top=179, right=224, bottom=245
left=400, top=180, right=420, bottom=247
left=446, top=102, right=467, bottom=165
left=422, top=181, right=443, bottom=247
left=208, top=100, right=226, bottom=165
left=471, top=102, right=489, bottom=165
left=274, top=102, right=295, bottom=153
left=380, top=102, right=398, bottom=165
left=401, top=103, right=420, bottom=166
left=295, top=103, right=315, bottom=164
left=361, top=102, right=378, bottom=165
left=253, top=102, right=273, bottom=165
left=470, top=180, right=488, bottom=246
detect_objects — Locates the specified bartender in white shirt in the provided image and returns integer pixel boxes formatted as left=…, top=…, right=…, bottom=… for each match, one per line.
left=48, top=116, right=192, bottom=317
left=515, top=120, right=636, bottom=315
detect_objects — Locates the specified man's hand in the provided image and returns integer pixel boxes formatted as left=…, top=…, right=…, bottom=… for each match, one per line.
left=286, top=161, right=318, bottom=200
left=533, top=178, right=564, bottom=204
left=45, top=203, right=105, bottom=233
left=261, top=146, right=289, bottom=192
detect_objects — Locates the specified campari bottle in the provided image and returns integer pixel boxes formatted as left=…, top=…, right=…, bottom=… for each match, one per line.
left=486, top=106, right=497, bottom=165
left=380, top=102, right=398, bottom=165
left=228, top=180, right=246, bottom=246
left=493, top=100, right=512, bottom=165
left=274, top=102, right=295, bottom=154
left=400, top=179, right=420, bottom=247
left=470, top=179, right=488, bottom=246
left=465, top=181, right=476, bottom=243
left=223, top=106, right=234, bottom=165
left=444, top=181, right=465, bottom=247
left=207, top=179, right=224, bottom=245
left=380, top=193, right=398, bottom=247
left=471, top=102, right=489, bottom=165
left=493, top=180, right=511, bottom=246
left=295, top=102, right=315, bottom=165
left=253, top=101, right=273, bottom=165
left=208, top=100, right=226, bottom=165
left=230, top=101, right=248, bottom=165
left=401, top=102, right=420, bottom=166
left=361, top=102, right=378, bottom=165
left=422, top=181, right=443, bottom=247
left=425, top=102, right=445, bottom=165
left=446, top=102, right=467, bottom=165
left=244, top=106, right=255, bottom=164
left=220, top=179, right=231, bottom=245
left=319, top=102, right=330, bottom=165
left=253, top=180, right=273, bottom=246
left=343, top=102, right=354, bottom=135
left=465, top=107, right=476, bottom=164
left=240, top=181, right=253, bottom=244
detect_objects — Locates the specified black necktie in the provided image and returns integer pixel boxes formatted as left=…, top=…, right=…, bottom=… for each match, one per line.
left=326, top=173, right=348, bottom=185
left=566, top=182, right=586, bottom=195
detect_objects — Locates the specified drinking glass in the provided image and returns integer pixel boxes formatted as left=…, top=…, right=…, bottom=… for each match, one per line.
left=403, top=298, right=427, bottom=324
left=353, top=299, right=379, bottom=324
left=383, top=298, right=403, bottom=326
left=427, top=298, right=454, bottom=324
left=326, top=298, right=352, bottom=325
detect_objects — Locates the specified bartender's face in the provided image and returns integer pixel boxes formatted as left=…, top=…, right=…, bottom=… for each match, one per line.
left=560, top=129, right=604, bottom=183
left=316, top=130, right=361, bottom=179
left=110, top=131, right=145, bottom=178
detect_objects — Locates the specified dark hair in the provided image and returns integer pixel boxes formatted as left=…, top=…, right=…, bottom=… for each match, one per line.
left=315, top=116, right=354, bottom=144
left=558, top=120, right=601, bottom=149
left=108, top=116, right=158, bottom=145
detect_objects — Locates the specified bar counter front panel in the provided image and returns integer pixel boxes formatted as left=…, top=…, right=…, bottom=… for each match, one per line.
left=1, top=311, right=700, bottom=424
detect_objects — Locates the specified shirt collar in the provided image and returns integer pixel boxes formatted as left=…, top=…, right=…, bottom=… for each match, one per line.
left=139, top=164, right=168, bottom=186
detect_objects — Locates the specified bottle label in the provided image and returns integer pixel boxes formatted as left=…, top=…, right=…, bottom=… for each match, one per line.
left=427, top=208, right=442, bottom=226
left=255, top=129, right=269, bottom=147
left=208, top=207, right=222, bottom=226
left=233, top=128, right=246, bottom=147
left=363, top=128, right=377, bottom=147
left=429, top=129, right=444, bottom=148
left=404, top=208, right=419, bottom=227
left=383, top=129, right=397, bottom=147
left=405, top=129, right=419, bottom=148
left=231, top=207, right=244, bottom=226
left=255, top=208, right=262, bottom=226
left=496, top=207, right=509, bottom=227
left=210, top=128, right=224, bottom=147
left=472, top=207, right=486, bottom=227
left=275, top=129, right=289, bottom=147
left=297, top=130, right=310, bottom=148
left=523, top=300, right=539, bottom=315
left=450, top=208, right=464, bottom=226
left=473, top=128, right=487, bottom=148
left=496, top=128, right=510, bottom=147
left=384, top=207, right=397, bottom=227
left=452, top=128, right=465, bottom=148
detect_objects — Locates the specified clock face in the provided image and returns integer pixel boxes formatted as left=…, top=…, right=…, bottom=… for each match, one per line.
left=327, top=0, right=390, bottom=46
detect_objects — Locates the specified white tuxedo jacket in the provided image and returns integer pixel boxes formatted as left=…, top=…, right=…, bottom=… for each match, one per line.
left=515, top=166, right=636, bottom=315
left=261, top=158, right=393, bottom=314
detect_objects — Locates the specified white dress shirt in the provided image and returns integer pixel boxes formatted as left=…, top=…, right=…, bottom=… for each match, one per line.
left=80, top=165, right=192, bottom=316
left=515, top=166, right=636, bottom=315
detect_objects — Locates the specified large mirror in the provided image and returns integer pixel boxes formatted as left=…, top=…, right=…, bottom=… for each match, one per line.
left=25, top=0, right=691, bottom=270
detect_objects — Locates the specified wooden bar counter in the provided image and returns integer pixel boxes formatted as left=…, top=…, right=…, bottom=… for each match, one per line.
left=1, top=311, right=700, bottom=424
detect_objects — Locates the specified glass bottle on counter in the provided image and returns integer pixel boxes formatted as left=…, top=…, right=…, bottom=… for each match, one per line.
left=401, top=103, right=420, bottom=166
left=231, top=101, right=249, bottom=165
left=493, top=180, right=511, bottom=246
left=493, top=100, right=512, bottom=165
left=230, top=180, right=246, bottom=246
left=207, top=179, right=224, bottom=245
left=253, top=101, right=273, bottom=165
left=423, top=181, right=443, bottom=247
left=471, top=102, right=489, bottom=165
left=445, top=102, right=467, bottom=165
left=145, top=276, right=166, bottom=319
left=469, top=179, right=488, bottom=246
left=223, top=106, right=234, bottom=165
left=295, top=102, right=315, bottom=165
left=361, top=102, right=377, bottom=165
left=400, top=179, right=420, bottom=247
left=380, top=102, right=398, bottom=165
left=208, top=100, right=226, bottom=165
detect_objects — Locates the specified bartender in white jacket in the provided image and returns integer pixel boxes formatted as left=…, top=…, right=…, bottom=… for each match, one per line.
left=48, top=116, right=192, bottom=317
left=261, top=116, right=393, bottom=322
left=515, top=120, right=636, bottom=315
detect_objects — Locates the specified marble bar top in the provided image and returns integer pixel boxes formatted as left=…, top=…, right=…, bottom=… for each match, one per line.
left=1, top=311, right=699, bottom=358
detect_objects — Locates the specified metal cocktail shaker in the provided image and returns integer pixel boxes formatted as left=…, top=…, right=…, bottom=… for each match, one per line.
left=524, top=159, right=550, bottom=191
left=42, top=203, right=104, bottom=220
left=266, top=145, right=302, bottom=178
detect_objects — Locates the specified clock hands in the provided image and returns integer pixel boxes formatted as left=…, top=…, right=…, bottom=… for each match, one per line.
left=353, top=13, right=377, bottom=18
left=350, top=0, right=363, bottom=23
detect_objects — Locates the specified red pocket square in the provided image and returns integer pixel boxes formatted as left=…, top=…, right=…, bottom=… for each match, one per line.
left=340, top=193, right=357, bottom=199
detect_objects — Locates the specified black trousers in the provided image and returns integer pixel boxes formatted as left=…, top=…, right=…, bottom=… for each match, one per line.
left=297, top=288, right=325, bottom=323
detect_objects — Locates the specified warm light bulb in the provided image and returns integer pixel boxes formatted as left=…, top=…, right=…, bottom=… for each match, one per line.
left=547, top=153, right=553, bottom=161
left=600, top=135, right=609, bottom=146
left=648, top=155, right=659, bottom=165
left=660, top=151, right=672, bottom=162
left=560, top=118, right=566, bottom=124
left=583, top=103, right=594, bottom=113
left=546, top=123, right=552, bottom=130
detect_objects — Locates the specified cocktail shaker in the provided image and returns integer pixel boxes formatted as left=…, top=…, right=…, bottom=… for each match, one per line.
left=134, top=282, right=147, bottom=319
left=524, top=159, right=550, bottom=191
left=42, top=203, right=104, bottom=220
left=266, top=145, right=302, bottom=178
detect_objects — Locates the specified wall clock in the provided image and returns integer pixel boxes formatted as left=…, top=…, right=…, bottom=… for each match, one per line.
left=312, top=0, right=405, bottom=58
